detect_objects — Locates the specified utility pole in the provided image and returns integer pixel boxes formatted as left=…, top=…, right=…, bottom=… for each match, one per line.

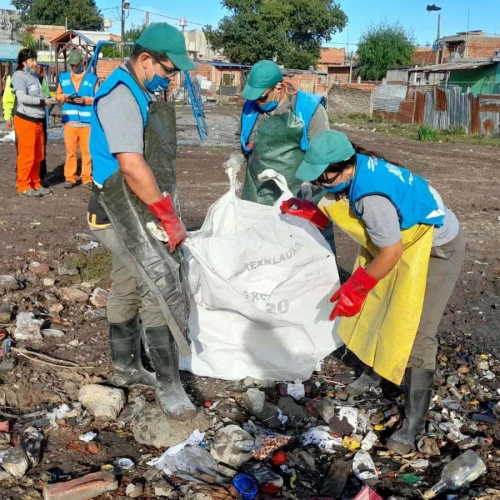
left=349, top=50, right=353, bottom=84
left=435, top=13, right=441, bottom=64
left=145, top=11, right=150, bottom=27
left=121, top=0, right=125, bottom=59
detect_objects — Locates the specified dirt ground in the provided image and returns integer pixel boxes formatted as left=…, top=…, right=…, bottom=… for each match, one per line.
left=0, top=106, right=499, bottom=498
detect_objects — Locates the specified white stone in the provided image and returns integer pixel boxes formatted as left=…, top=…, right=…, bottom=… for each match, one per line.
left=78, top=385, right=126, bottom=422
left=1, top=448, right=29, bottom=478
left=0, top=275, right=18, bottom=292
left=243, top=389, right=265, bottom=414
left=210, top=425, right=254, bottom=468
left=14, top=312, right=43, bottom=341
left=41, top=329, right=65, bottom=338
left=126, top=483, right=144, bottom=498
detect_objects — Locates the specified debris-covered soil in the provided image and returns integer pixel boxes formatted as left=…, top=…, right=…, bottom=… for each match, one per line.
left=0, top=106, right=498, bottom=499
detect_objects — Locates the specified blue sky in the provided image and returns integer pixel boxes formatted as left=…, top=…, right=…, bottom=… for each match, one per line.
left=1, top=0, right=499, bottom=50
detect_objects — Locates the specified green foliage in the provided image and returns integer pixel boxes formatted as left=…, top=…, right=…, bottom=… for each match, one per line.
left=11, top=0, right=103, bottom=30
left=204, top=0, right=347, bottom=69
left=21, top=30, right=37, bottom=50
left=357, top=22, right=415, bottom=81
left=417, top=125, right=437, bottom=141
left=101, top=25, right=145, bottom=58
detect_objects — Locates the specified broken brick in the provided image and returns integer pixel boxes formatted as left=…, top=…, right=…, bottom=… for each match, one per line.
left=42, top=471, right=117, bottom=500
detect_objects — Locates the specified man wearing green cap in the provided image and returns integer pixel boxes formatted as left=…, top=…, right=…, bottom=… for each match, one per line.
left=87, top=23, right=198, bottom=420
left=56, top=49, right=98, bottom=188
left=224, top=60, right=335, bottom=250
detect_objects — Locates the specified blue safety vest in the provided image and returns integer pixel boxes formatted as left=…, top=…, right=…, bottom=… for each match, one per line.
left=349, top=154, right=446, bottom=229
left=240, top=91, right=325, bottom=153
left=59, top=71, right=98, bottom=124
left=90, top=68, right=151, bottom=186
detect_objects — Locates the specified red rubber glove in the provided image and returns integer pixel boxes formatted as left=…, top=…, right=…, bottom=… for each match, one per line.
left=280, top=198, right=329, bottom=230
left=330, top=266, right=379, bottom=320
left=148, top=194, right=187, bottom=253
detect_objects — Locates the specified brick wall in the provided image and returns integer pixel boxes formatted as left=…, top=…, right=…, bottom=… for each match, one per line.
left=328, top=85, right=373, bottom=118
left=467, top=41, right=500, bottom=58
left=96, top=59, right=123, bottom=81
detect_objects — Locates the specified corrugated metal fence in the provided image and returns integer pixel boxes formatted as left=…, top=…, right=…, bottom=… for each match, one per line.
left=373, top=85, right=407, bottom=113
left=417, top=86, right=500, bottom=137
left=373, top=83, right=500, bottom=137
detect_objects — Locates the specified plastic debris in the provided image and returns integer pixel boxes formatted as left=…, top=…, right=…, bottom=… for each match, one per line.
left=354, top=486, right=384, bottom=500
left=79, top=431, right=98, bottom=443
left=164, top=429, right=206, bottom=457
left=397, top=473, right=422, bottom=485
left=353, top=450, right=378, bottom=481
left=271, top=450, right=287, bottom=466
left=301, top=426, right=343, bottom=453
left=423, top=450, right=487, bottom=499
left=233, top=473, right=258, bottom=500
left=252, top=432, right=291, bottom=460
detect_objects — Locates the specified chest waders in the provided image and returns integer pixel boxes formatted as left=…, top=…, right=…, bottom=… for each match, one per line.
left=242, top=110, right=335, bottom=252
left=100, top=101, right=196, bottom=420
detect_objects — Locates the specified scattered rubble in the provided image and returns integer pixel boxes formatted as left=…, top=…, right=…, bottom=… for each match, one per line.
left=132, top=405, right=210, bottom=448
left=14, top=312, right=43, bottom=341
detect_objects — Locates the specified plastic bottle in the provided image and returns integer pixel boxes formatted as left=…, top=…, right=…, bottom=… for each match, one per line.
left=423, top=450, right=486, bottom=499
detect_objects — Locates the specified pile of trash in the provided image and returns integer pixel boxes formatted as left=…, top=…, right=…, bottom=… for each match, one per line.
left=0, top=246, right=499, bottom=499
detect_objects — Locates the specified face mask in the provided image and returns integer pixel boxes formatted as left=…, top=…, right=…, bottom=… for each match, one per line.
left=25, top=66, right=32, bottom=73
left=258, top=100, right=279, bottom=112
left=144, top=74, right=170, bottom=93
left=72, top=66, right=84, bottom=74
left=324, top=178, right=352, bottom=194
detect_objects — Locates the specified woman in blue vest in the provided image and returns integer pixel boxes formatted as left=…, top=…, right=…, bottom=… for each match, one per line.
left=281, top=130, right=465, bottom=455
left=56, top=49, right=98, bottom=189
left=224, top=60, right=335, bottom=252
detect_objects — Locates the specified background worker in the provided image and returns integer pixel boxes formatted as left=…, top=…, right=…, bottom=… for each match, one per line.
left=4, top=62, right=51, bottom=186
left=224, top=59, right=335, bottom=252
left=281, top=130, right=465, bottom=455
left=56, top=49, right=98, bottom=189
left=11, top=48, right=55, bottom=197
left=87, top=23, right=197, bottom=420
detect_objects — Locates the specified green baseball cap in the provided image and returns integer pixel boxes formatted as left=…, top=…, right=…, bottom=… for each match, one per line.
left=242, top=60, right=283, bottom=101
left=68, top=49, right=83, bottom=65
left=136, top=22, right=196, bottom=71
left=296, top=130, right=356, bottom=181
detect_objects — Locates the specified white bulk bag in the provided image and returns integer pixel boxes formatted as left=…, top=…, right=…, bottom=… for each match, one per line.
left=180, top=170, right=343, bottom=381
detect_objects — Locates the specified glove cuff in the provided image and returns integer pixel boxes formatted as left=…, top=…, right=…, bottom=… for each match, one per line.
left=148, top=194, right=175, bottom=219
left=351, top=266, right=379, bottom=292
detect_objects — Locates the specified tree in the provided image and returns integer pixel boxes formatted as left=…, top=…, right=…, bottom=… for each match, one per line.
left=356, top=23, right=415, bottom=81
left=204, top=0, right=347, bottom=70
left=21, top=30, right=37, bottom=50
left=11, top=0, right=103, bottom=31
left=101, top=24, right=145, bottom=58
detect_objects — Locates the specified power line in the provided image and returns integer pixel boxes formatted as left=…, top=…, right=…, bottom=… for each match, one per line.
left=128, top=7, right=205, bottom=27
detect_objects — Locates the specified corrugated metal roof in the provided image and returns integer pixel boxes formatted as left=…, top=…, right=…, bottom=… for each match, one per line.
left=409, top=60, right=495, bottom=73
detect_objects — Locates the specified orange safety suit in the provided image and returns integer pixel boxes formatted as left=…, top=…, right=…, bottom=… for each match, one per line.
left=56, top=72, right=98, bottom=185
left=14, top=115, right=44, bottom=192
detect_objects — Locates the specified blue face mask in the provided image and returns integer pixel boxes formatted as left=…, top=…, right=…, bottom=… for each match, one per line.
left=258, top=100, right=279, bottom=112
left=144, top=74, right=170, bottom=93
left=25, top=66, right=32, bottom=73
left=324, top=178, right=352, bottom=194
left=72, top=66, right=84, bottom=74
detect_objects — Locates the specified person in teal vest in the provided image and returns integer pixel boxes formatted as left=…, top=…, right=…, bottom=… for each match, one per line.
left=56, top=49, right=98, bottom=189
left=87, top=23, right=198, bottom=420
left=224, top=60, right=335, bottom=251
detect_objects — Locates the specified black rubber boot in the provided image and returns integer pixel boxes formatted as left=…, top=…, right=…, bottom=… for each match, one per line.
left=345, top=366, right=382, bottom=397
left=144, top=325, right=197, bottom=421
left=386, top=368, right=434, bottom=455
left=109, top=316, right=156, bottom=387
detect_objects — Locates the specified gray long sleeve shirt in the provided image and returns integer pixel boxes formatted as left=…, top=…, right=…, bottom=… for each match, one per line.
left=11, top=70, right=46, bottom=122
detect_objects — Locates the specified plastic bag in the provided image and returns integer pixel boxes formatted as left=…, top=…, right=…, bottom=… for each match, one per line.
left=181, top=169, right=343, bottom=381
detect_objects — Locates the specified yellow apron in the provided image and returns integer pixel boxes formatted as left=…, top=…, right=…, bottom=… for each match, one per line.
left=320, top=196, right=434, bottom=385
